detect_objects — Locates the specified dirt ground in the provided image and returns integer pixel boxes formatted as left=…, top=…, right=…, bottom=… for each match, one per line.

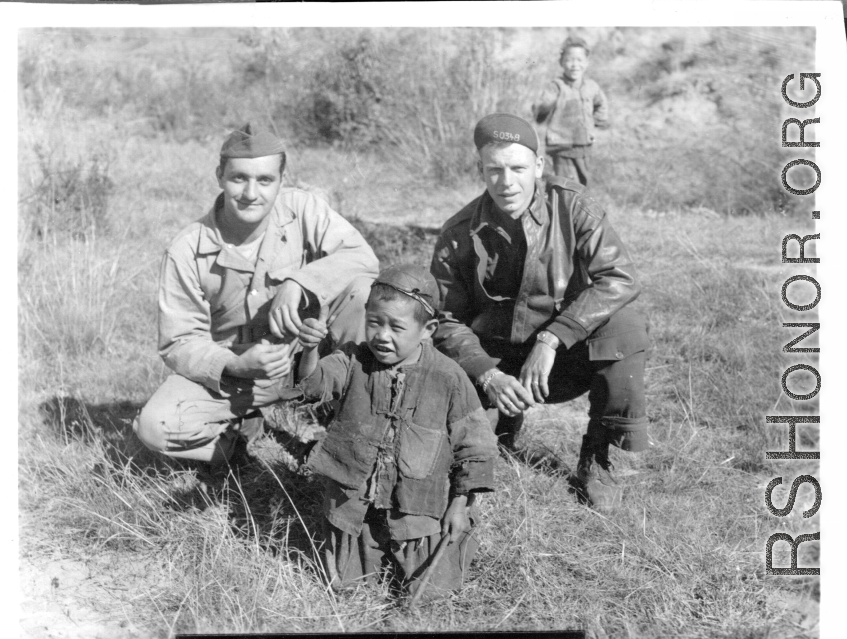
left=20, top=556, right=144, bottom=639
left=19, top=513, right=151, bottom=639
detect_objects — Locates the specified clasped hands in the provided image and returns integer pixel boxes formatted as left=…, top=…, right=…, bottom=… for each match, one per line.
left=225, top=280, right=316, bottom=381
left=480, top=340, right=557, bottom=416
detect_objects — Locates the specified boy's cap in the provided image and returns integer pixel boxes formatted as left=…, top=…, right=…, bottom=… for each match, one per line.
left=474, top=113, right=539, bottom=154
left=373, top=264, right=439, bottom=318
left=221, top=123, right=287, bottom=159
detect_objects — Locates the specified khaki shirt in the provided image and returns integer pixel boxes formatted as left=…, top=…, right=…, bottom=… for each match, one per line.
left=158, top=188, right=379, bottom=394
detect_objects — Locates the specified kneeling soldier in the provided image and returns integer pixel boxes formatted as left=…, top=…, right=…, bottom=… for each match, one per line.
left=430, top=113, right=650, bottom=513
left=134, top=123, right=378, bottom=469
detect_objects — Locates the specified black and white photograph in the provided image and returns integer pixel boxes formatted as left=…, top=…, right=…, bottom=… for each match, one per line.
left=9, top=2, right=847, bottom=637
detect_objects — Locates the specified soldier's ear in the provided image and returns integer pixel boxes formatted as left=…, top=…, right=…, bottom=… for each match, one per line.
left=476, top=159, right=484, bottom=181
left=215, top=164, right=224, bottom=187
left=535, top=154, right=545, bottom=179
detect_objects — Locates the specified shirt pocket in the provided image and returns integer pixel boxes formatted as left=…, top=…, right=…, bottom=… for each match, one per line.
left=398, top=422, right=446, bottom=480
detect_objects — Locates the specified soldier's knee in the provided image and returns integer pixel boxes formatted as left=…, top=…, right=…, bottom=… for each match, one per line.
left=322, top=275, right=374, bottom=319
left=345, top=275, right=376, bottom=307
left=132, top=400, right=170, bottom=453
left=327, top=275, right=376, bottom=344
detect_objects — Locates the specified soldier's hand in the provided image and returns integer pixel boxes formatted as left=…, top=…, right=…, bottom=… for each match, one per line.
left=485, top=372, right=535, bottom=416
left=227, top=342, right=292, bottom=380
left=269, top=280, right=305, bottom=339
left=299, top=305, right=329, bottom=349
left=519, top=342, right=557, bottom=403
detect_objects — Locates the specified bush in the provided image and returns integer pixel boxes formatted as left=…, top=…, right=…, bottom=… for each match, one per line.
left=18, top=233, right=126, bottom=360
left=592, top=27, right=813, bottom=214
left=271, top=28, right=530, bottom=185
left=22, top=144, right=113, bottom=241
left=20, top=27, right=816, bottom=214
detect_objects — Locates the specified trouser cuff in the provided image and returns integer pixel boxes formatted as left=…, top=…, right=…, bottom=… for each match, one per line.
left=588, top=416, right=651, bottom=452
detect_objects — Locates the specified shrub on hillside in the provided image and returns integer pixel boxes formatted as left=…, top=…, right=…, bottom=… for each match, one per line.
left=303, top=33, right=385, bottom=145
left=21, top=27, right=815, bottom=215
left=21, top=145, right=113, bottom=241
left=20, top=29, right=243, bottom=143
left=593, top=27, right=813, bottom=214
left=260, top=28, right=529, bottom=184
left=283, top=26, right=813, bottom=211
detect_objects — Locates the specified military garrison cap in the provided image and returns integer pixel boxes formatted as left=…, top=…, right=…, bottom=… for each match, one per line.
left=373, top=264, right=439, bottom=318
left=473, top=113, right=539, bottom=154
left=220, top=123, right=286, bottom=159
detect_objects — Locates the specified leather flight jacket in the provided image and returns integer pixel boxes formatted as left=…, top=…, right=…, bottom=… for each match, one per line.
left=430, top=177, right=642, bottom=380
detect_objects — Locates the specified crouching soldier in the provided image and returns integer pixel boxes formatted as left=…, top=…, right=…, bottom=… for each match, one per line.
left=430, top=113, right=650, bottom=514
left=133, top=123, right=378, bottom=470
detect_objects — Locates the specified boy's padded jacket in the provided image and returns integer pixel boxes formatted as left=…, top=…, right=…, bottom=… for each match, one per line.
left=535, top=77, right=609, bottom=148
left=302, top=340, right=498, bottom=519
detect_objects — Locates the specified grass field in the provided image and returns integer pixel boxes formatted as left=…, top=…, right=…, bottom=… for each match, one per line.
left=19, top=141, right=821, bottom=638
left=18, top=27, right=821, bottom=639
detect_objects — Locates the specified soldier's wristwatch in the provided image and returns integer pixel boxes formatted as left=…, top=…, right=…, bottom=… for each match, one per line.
left=536, top=331, right=560, bottom=350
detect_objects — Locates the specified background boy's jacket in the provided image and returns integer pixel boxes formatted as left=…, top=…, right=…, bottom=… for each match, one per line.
left=302, top=341, right=498, bottom=519
left=535, top=77, right=610, bottom=148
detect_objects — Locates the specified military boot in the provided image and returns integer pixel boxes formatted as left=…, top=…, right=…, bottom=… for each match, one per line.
left=226, top=431, right=257, bottom=470
left=576, top=434, right=622, bottom=513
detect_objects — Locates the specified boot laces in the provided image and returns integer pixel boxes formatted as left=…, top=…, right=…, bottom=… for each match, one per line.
left=595, top=445, right=614, bottom=472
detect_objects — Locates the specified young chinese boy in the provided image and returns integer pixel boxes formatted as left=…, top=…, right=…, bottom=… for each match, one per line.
left=297, top=264, right=499, bottom=601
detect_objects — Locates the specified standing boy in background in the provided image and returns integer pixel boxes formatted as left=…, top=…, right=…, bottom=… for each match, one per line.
left=533, top=36, right=610, bottom=186
left=297, top=265, right=498, bottom=601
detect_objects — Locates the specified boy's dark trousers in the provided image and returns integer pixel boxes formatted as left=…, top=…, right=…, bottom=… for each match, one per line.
left=544, top=145, right=592, bottom=186
left=323, top=506, right=478, bottom=602
left=552, top=155, right=590, bottom=186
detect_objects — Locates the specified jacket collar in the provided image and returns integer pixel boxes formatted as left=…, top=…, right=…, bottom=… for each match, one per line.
left=471, top=180, right=548, bottom=235
left=196, top=191, right=297, bottom=256
left=197, top=194, right=226, bottom=255
left=560, top=74, right=585, bottom=90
